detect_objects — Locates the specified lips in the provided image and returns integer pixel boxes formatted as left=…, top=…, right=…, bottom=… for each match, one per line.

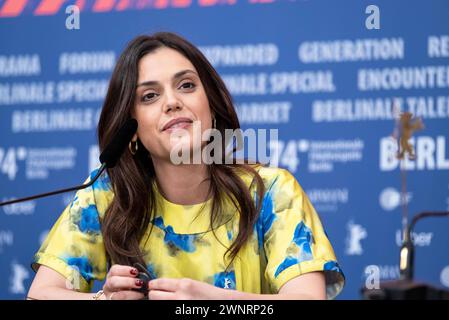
left=162, top=117, right=193, bottom=131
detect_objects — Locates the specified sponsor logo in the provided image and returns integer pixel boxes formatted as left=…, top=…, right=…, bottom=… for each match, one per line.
left=9, top=261, right=30, bottom=295
left=0, top=230, right=13, bottom=253
left=363, top=264, right=400, bottom=282
left=307, top=188, right=348, bottom=213
left=395, top=229, right=433, bottom=247
left=345, top=220, right=367, bottom=256
left=379, top=187, right=412, bottom=211
left=1, top=200, right=35, bottom=215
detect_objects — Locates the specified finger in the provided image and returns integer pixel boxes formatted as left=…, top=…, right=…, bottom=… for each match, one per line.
left=109, top=290, right=145, bottom=300
left=148, top=290, right=176, bottom=300
left=148, top=278, right=180, bottom=292
left=105, top=276, right=144, bottom=291
left=108, top=265, right=139, bottom=278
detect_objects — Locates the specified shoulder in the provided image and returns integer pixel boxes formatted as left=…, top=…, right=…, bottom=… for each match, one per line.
left=73, top=166, right=114, bottom=218
left=234, top=164, right=304, bottom=199
left=256, top=165, right=297, bottom=187
left=87, top=166, right=113, bottom=193
left=241, top=164, right=300, bottom=190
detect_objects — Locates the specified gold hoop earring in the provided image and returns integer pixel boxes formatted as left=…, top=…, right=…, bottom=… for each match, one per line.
left=129, top=140, right=138, bottom=155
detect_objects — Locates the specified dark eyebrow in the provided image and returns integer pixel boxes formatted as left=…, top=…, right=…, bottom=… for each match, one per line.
left=137, top=69, right=197, bottom=88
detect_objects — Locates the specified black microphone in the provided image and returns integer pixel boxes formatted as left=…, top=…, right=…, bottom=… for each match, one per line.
left=100, top=118, right=138, bottom=168
left=0, top=119, right=138, bottom=207
left=361, top=210, right=449, bottom=300
left=399, top=211, right=449, bottom=281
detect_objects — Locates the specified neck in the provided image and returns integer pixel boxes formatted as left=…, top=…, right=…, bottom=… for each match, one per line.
left=151, top=157, right=211, bottom=205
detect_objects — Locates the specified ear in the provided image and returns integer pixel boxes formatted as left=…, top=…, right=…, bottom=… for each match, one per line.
left=132, top=134, right=138, bottom=142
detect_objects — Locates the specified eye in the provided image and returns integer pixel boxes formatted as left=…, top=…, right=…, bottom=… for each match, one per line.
left=141, top=92, right=158, bottom=102
left=179, top=82, right=196, bottom=90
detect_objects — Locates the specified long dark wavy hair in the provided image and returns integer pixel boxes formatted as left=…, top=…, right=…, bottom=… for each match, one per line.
left=97, top=32, right=265, bottom=269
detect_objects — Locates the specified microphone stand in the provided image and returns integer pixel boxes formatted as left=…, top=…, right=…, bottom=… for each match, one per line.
left=400, top=211, right=449, bottom=281
left=0, top=118, right=137, bottom=207
left=361, top=111, right=449, bottom=299
left=0, top=163, right=107, bottom=207
left=361, top=211, right=449, bottom=300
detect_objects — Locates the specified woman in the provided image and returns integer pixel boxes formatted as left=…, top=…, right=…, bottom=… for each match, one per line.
left=28, top=32, right=344, bottom=300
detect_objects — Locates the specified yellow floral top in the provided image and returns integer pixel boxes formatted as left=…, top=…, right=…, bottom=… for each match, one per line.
left=32, top=165, right=345, bottom=299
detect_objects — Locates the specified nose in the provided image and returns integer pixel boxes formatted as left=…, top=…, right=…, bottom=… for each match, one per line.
left=163, top=89, right=183, bottom=113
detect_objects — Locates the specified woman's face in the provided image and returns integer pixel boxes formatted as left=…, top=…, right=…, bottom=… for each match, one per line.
left=133, top=47, right=212, bottom=161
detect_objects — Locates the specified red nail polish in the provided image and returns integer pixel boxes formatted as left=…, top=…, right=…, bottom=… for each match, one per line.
left=136, top=279, right=143, bottom=287
left=130, top=268, right=138, bottom=276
